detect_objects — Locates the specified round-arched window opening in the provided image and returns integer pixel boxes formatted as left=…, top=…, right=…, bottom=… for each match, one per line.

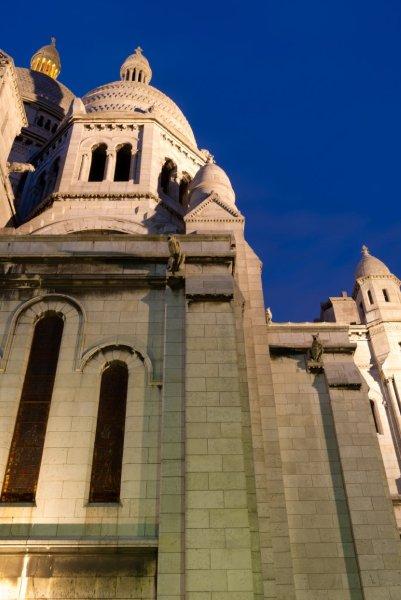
left=179, top=173, right=192, bottom=208
left=88, top=144, right=107, bottom=182
left=114, top=145, right=132, bottom=182
left=160, top=159, right=177, bottom=196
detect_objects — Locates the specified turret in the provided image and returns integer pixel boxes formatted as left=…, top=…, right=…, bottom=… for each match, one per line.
left=353, top=245, right=401, bottom=324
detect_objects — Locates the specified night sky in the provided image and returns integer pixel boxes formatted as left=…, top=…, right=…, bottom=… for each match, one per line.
left=2, top=0, right=401, bottom=321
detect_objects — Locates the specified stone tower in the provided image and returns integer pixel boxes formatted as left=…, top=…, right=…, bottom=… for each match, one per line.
left=0, top=41, right=400, bottom=600
left=322, top=245, right=401, bottom=527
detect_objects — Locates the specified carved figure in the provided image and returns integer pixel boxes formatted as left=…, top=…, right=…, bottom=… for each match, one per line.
left=167, top=235, right=185, bottom=274
left=265, top=307, right=273, bottom=324
left=310, top=334, right=323, bottom=362
left=7, top=162, right=35, bottom=173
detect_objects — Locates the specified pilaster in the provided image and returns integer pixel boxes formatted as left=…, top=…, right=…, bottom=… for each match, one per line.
left=157, top=285, right=186, bottom=600
left=184, top=284, right=255, bottom=599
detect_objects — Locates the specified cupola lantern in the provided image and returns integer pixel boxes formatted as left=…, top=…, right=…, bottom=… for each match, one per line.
left=30, top=37, right=61, bottom=79
left=120, top=46, right=152, bottom=84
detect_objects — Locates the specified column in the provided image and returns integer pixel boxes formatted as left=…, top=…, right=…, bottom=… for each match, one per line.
left=78, top=153, right=89, bottom=181
left=104, top=151, right=116, bottom=182
left=129, top=149, right=138, bottom=182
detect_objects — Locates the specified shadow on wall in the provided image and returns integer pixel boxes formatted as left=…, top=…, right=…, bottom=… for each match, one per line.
left=310, top=364, right=364, bottom=599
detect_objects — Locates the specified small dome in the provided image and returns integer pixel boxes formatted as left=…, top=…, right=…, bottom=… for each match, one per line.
left=30, top=37, right=61, bottom=80
left=188, top=161, right=236, bottom=209
left=355, top=245, right=391, bottom=278
left=17, top=67, right=75, bottom=116
left=120, top=47, right=152, bottom=84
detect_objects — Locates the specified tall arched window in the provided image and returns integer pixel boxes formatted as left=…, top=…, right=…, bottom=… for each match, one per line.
left=1, top=312, right=64, bottom=503
left=179, top=173, right=191, bottom=208
left=88, top=144, right=107, bottom=182
left=89, top=361, right=128, bottom=503
left=45, top=157, right=60, bottom=196
left=114, top=144, right=132, bottom=181
left=160, top=159, right=177, bottom=195
left=370, top=400, right=382, bottom=434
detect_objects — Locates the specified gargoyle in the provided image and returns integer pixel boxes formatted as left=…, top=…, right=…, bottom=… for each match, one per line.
left=310, top=334, right=323, bottom=362
left=167, top=235, right=185, bottom=274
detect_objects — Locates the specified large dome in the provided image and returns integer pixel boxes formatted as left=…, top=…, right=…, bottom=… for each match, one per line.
left=17, top=67, right=75, bottom=116
left=82, top=81, right=196, bottom=146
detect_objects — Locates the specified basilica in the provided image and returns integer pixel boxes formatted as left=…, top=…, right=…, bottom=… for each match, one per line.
left=0, top=39, right=400, bottom=600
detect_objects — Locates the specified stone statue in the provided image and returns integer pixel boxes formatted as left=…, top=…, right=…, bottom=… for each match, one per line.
left=310, top=334, right=323, bottom=362
left=265, top=307, right=273, bottom=324
left=7, top=162, right=35, bottom=173
left=167, top=235, right=185, bottom=274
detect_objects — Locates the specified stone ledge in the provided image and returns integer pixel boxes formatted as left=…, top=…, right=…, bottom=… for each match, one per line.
left=269, top=344, right=357, bottom=356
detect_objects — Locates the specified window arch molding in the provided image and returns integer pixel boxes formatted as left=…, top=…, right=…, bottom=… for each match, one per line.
left=0, top=294, right=85, bottom=373
left=81, top=345, right=156, bottom=505
left=79, top=341, right=155, bottom=384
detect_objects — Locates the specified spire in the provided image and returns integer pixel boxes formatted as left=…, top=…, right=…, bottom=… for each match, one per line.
left=30, top=37, right=61, bottom=79
left=120, top=46, right=152, bottom=84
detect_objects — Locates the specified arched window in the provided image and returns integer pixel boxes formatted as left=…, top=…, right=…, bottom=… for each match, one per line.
left=89, top=361, right=128, bottom=503
left=1, top=313, right=64, bottom=503
left=114, top=144, right=132, bottom=181
left=44, top=119, right=51, bottom=131
left=36, top=115, right=44, bottom=127
left=51, top=123, right=58, bottom=134
left=179, top=173, right=191, bottom=208
left=160, top=159, right=177, bottom=195
left=367, top=290, right=374, bottom=305
left=370, top=400, right=382, bottom=434
left=383, top=289, right=390, bottom=302
left=32, top=172, right=47, bottom=205
left=88, top=144, right=107, bottom=182
left=45, top=157, right=60, bottom=196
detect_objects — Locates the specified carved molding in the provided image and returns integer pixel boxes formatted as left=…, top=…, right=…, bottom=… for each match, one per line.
left=185, top=192, right=244, bottom=223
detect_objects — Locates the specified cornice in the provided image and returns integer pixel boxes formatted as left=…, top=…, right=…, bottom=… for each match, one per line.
left=353, top=273, right=401, bottom=298
left=70, top=112, right=204, bottom=161
left=27, top=191, right=162, bottom=219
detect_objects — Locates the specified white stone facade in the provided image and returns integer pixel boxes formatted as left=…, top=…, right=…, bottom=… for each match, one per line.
left=0, top=41, right=399, bottom=600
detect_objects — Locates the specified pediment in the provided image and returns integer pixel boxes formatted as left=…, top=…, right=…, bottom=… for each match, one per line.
left=185, top=193, right=243, bottom=223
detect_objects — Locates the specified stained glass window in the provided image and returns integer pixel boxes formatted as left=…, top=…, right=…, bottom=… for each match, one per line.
left=89, top=361, right=128, bottom=503
left=1, top=312, right=64, bottom=503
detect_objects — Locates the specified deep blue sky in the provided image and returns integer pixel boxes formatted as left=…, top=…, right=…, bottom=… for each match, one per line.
left=2, top=0, right=401, bottom=321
